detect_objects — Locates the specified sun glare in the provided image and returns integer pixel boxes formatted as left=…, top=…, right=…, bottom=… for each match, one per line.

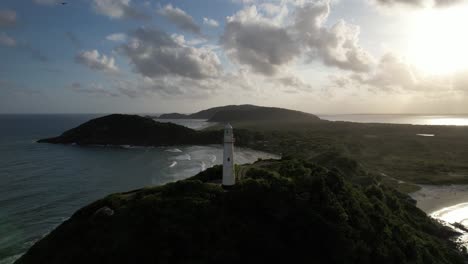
left=407, top=5, right=468, bottom=75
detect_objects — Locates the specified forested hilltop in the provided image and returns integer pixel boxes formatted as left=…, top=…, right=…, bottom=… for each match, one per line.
left=15, top=158, right=465, bottom=264
left=37, top=114, right=222, bottom=146
left=157, top=104, right=321, bottom=122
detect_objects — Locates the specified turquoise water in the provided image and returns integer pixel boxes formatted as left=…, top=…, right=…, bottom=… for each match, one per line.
left=0, top=115, right=276, bottom=263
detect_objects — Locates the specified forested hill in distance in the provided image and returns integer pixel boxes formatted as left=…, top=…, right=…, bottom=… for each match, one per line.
left=37, top=114, right=221, bottom=146
left=157, top=104, right=321, bottom=122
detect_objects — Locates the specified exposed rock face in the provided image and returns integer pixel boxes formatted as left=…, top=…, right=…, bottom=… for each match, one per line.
left=93, top=207, right=114, bottom=218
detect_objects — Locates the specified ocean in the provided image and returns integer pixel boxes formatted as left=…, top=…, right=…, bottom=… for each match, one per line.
left=0, top=115, right=277, bottom=264
left=319, top=114, right=468, bottom=126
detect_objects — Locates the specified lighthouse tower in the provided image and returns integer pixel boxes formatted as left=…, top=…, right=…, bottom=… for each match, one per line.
left=222, top=123, right=235, bottom=187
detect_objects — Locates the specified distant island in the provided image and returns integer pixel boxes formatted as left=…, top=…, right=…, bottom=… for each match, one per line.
left=157, top=104, right=321, bottom=123
left=26, top=104, right=468, bottom=263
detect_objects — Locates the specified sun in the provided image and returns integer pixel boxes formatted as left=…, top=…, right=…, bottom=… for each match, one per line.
left=407, top=5, right=468, bottom=75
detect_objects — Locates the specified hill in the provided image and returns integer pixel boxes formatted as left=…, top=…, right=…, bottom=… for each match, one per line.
left=157, top=104, right=320, bottom=122
left=207, top=106, right=321, bottom=123
left=15, top=158, right=465, bottom=264
left=37, top=114, right=221, bottom=146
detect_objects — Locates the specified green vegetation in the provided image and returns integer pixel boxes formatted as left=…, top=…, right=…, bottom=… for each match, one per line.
left=15, top=159, right=465, bottom=264
left=158, top=104, right=260, bottom=119
left=157, top=104, right=320, bottom=122
left=221, top=120, right=468, bottom=188
left=37, top=114, right=223, bottom=146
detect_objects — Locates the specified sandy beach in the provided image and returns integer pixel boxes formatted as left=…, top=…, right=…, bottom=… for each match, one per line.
left=411, top=184, right=468, bottom=249
left=411, top=185, right=468, bottom=214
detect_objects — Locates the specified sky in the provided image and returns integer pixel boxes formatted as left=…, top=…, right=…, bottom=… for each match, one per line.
left=1, top=0, right=468, bottom=114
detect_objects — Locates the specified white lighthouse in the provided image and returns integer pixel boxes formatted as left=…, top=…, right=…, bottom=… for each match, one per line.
left=222, top=123, right=235, bottom=187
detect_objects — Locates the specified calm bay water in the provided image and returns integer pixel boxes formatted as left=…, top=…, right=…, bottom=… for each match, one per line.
left=0, top=115, right=276, bottom=264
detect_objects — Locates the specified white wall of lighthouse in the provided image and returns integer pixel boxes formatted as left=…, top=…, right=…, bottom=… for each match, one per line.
left=222, top=123, right=235, bottom=187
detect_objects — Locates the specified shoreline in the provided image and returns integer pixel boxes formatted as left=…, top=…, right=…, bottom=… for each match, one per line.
left=411, top=184, right=468, bottom=250
left=410, top=184, right=468, bottom=214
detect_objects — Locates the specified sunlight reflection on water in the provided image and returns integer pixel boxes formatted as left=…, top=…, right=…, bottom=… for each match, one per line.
left=319, top=114, right=468, bottom=126
left=427, top=117, right=468, bottom=126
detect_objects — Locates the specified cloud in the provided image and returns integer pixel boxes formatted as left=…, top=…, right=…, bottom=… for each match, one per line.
left=65, top=31, right=82, bottom=48
left=106, top=33, right=127, bottom=42
left=158, top=4, right=201, bottom=35
left=221, top=1, right=373, bottom=76
left=0, top=32, right=16, bottom=47
left=75, top=50, right=119, bottom=73
left=121, top=27, right=221, bottom=80
left=222, top=6, right=300, bottom=75
left=294, top=2, right=374, bottom=72
left=331, top=53, right=468, bottom=97
left=0, top=9, right=16, bottom=27
left=71, top=82, right=120, bottom=97
left=92, top=0, right=149, bottom=20
left=33, top=0, right=62, bottom=5
left=203, top=17, right=219, bottom=27
left=276, top=75, right=312, bottom=92
left=373, top=0, right=464, bottom=7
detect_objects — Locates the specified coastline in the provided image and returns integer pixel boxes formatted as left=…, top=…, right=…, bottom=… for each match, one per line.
left=411, top=184, right=468, bottom=213
left=411, top=184, right=468, bottom=250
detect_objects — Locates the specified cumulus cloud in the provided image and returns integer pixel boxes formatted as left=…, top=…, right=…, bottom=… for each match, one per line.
left=121, top=27, right=221, bottom=80
left=330, top=52, right=468, bottom=97
left=357, top=53, right=417, bottom=90
left=221, top=1, right=373, bottom=76
left=222, top=6, right=300, bottom=75
left=158, top=4, right=201, bottom=35
left=294, top=2, right=374, bottom=72
left=75, top=50, right=119, bottom=73
left=106, top=33, right=127, bottom=42
left=0, top=32, right=16, bottom=47
left=0, top=9, right=16, bottom=27
left=203, top=17, right=219, bottom=27
left=92, top=0, right=149, bottom=20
